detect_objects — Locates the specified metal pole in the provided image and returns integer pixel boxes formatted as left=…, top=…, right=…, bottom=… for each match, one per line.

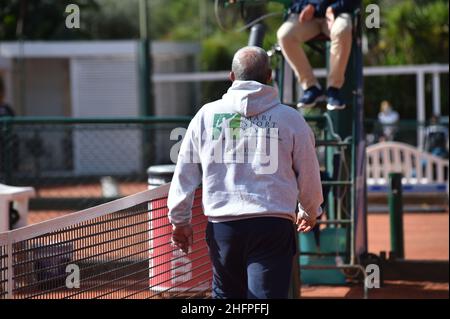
left=16, top=0, right=28, bottom=116
left=248, top=23, right=266, bottom=48
left=138, top=0, right=153, bottom=117
left=352, top=9, right=367, bottom=262
left=432, top=72, right=441, bottom=117
left=416, top=71, right=425, bottom=150
left=138, top=0, right=154, bottom=167
left=282, top=57, right=294, bottom=105
left=388, top=172, right=404, bottom=259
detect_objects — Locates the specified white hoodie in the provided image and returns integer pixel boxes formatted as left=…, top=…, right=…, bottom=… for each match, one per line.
left=168, top=80, right=323, bottom=225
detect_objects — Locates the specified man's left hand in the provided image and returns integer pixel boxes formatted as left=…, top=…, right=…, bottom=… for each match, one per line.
left=171, top=224, right=193, bottom=254
left=296, top=217, right=316, bottom=233
left=326, top=6, right=335, bottom=31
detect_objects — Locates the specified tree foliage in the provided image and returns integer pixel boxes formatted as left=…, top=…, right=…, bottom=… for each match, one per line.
left=0, top=0, right=448, bottom=117
left=0, top=0, right=100, bottom=40
left=365, top=0, right=449, bottom=65
left=1, top=0, right=447, bottom=63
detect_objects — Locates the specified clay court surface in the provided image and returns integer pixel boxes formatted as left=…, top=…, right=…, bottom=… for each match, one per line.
left=24, top=183, right=449, bottom=299
left=301, top=211, right=449, bottom=299
left=301, top=280, right=448, bottom=299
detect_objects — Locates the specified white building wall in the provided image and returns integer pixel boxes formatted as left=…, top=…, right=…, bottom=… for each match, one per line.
left=13, top=59, right=71, bottom=173
left=70, top=57, right=142, bottom=175
left=0, top=41, right=201, bottom=175
left=23, top=59, right=69, bottom=116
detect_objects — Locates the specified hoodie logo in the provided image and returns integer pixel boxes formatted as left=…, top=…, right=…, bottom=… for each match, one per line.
left=170, top=113, right=280, bottom=174
left=212, top=113, right=241, bottom=140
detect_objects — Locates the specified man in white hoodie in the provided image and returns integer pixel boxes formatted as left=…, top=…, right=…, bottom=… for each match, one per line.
left=168, top=46, right=323, bottom=299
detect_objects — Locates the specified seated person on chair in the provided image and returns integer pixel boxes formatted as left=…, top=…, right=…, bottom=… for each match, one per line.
left=424, top=115, right=449, bottom=159
left=277, top=0, right=359, bottom=110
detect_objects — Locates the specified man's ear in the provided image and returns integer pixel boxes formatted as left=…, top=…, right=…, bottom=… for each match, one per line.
left=229, top=72, right=235, bottom=82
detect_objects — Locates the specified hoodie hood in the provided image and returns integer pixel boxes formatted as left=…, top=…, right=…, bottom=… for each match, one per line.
left=222, top=80, right=281, bottom=117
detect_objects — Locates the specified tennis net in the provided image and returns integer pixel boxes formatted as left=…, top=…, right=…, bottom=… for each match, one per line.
left=0, top=184, right=211, bottom=299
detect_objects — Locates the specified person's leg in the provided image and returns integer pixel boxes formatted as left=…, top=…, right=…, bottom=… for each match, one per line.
left=246, top=218, right=296, bottom=299
left=324, top=13, right=353, bottom=89
left=206, top=221, right=248, bottom=299
left=277, top=14, right=322, bottom=90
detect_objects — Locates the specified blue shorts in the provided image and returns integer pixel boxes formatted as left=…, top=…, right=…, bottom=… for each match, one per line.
left=205, top=217, right=297, bottom=299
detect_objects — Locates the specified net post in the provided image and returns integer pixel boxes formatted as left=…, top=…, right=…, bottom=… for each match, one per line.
left=388, top=172, right=404, bottom=259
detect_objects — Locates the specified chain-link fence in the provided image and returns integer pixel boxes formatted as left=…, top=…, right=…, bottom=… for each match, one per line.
left=0, top=117, right=191, bottom=210
left=365, top=119, right=449, bottom=151
left=3, top=115, right=447, bottom=213
left=0, top=116, right=335, bottom=211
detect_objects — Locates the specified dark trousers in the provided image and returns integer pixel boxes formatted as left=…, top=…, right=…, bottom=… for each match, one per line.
left=205, top=217, right=297, bottom=299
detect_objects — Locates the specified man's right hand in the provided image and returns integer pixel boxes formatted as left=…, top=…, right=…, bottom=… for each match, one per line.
left=299, top=4, right=315, bottom=23
left=171, top=224, right=193, bottom=254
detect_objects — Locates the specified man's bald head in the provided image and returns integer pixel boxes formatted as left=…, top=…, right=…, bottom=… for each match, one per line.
left=231, top=46, right=271, bottom=84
